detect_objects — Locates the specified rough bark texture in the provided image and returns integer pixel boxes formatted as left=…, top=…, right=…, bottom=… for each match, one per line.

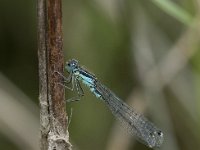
left=37, top=0, right=72, bottom=149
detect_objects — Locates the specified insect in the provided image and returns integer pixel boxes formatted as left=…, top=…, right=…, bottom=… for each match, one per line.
left=60, top=59, right=164, bottom=148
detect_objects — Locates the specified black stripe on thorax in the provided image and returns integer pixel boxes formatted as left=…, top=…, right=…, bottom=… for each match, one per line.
left=79, top=68, right=97, bottom=80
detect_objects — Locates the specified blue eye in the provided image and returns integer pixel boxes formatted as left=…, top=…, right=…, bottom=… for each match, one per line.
left=66, top=59, right=79, bottom=72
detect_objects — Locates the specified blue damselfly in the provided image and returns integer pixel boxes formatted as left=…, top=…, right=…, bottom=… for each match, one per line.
left=61, top=59, right=164, bottom=148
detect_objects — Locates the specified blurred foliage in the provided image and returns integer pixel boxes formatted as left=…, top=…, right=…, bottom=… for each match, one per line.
left=0, top=0, right=200, bottom=150
left=152, top=0, right=193, bottom=25
left=0, top=0, right=38, bottom=99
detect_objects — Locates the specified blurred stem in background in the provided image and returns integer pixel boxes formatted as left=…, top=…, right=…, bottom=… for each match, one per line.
left=151, top=0, right=193, bottom=26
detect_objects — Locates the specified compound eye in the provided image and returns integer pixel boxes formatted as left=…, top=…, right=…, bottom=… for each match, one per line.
left=149, top=132, right=154, bottom=137
left=157, top=130, right=163, bottom=136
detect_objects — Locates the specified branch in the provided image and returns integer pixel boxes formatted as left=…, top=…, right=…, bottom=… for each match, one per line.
left=37, top=0, right=72, bottom=149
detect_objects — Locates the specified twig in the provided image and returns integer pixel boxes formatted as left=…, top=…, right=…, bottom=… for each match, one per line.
left=37, top=0, right=72, bottom=149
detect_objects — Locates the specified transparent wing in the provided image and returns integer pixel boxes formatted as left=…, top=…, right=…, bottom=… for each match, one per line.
left=95, top=82, right=164, bottom=148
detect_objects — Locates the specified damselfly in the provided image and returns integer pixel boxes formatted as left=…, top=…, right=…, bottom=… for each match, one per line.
left=60, top=59, right=164, bottom=148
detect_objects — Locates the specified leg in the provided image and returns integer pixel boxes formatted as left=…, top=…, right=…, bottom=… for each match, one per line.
left=55, top=71, right=74, bottom=90
left=54, top=70, right=72, bottom=83
left=57, top=82, right=73, bottom=91
left=67, top=108, right=73, bottom=128
left=75, top=78, right=84, bottom=97
left=66, top=78, right=84, bottom=102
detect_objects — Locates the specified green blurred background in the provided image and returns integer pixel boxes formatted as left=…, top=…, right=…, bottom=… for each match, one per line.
left=0, top=0, right=200, bottom=150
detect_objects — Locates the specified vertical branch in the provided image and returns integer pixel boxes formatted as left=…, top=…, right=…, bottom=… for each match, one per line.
left=37, top=0, right=72, bottom=150
left=38, top=0, right=49, bottom=149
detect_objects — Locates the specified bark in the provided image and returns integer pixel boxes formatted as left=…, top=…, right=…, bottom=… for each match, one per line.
left=37, top=0, right=72, bottom=149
